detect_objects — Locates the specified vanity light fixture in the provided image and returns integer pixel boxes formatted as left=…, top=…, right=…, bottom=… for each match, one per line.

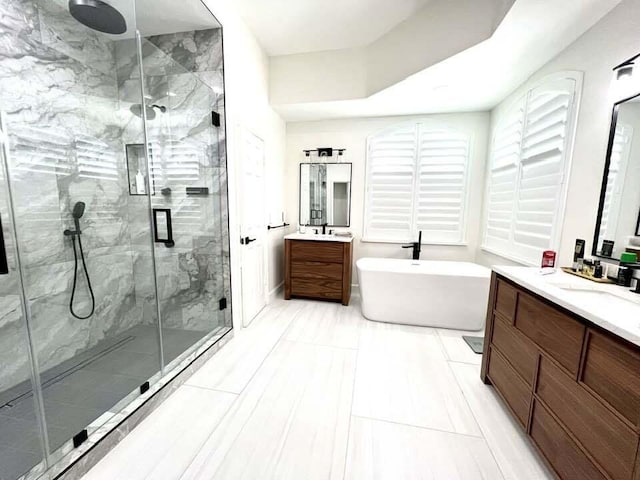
left=611, top=54, right=640, bottom=100
left=613, top=53, right=639, bottom=80
left=616, top=63, right=634, bottom=80
left=302, top=148, right=346, bottom=157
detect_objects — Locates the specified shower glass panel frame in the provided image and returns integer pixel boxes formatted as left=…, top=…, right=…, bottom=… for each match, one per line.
left=0, top=1, right=231, bottom=478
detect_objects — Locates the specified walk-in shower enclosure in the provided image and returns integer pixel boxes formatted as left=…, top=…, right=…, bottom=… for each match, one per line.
left=0, top=1, right=231, bottom=478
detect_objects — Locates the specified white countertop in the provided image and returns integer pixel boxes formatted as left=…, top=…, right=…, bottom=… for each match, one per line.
left=493, top=266, right=640, bottom=347
left=284, top=232, right=354, bottom=243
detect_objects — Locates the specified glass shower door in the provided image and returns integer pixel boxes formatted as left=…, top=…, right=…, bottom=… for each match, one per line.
left=0, top=112, right=47, bottom=480
left=0, top=0, right=163, bottom=467
left=0, top=0, right=231, bottom=477
left=139, top=37, right=230, bottom=369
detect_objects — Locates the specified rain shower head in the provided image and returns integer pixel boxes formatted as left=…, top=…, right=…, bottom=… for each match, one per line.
left=130, top=104, right=153, bottom=120
left=129, top=104, right=166, bottom=120
left=69, top=0, right=127, bottom=35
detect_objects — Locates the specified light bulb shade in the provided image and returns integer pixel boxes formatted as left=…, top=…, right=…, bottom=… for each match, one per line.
left=616, top=65, right=634, bottom=80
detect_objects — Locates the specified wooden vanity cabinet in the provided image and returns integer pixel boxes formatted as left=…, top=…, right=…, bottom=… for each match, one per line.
left=481, top=273, right=640, bottom=480
left=284, top=239, right=352, bottom=305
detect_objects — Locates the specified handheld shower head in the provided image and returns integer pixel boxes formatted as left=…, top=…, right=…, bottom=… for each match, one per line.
left=72, top=201, right=86, bottom=219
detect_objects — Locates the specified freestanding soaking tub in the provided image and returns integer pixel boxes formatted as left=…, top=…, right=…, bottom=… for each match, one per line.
left=356, top=258, right=491, bottom=330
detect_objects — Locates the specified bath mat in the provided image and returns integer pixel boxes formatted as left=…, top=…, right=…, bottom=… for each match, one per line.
left=462, top=336, right=484, bottom=354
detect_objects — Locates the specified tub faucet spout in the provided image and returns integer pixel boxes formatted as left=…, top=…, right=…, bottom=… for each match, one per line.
left=402, top=231, right=422, bottom=260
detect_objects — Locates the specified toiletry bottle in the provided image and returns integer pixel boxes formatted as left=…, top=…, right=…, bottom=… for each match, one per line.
left=136, top=169, right=146, bottom=194
left=618, top=252, right=638, bottom=287
left=594, top=260, right=603, bottom=279
left=573, top=239, right=585, bottom=271
left=541, top=250, right=556, bottom=269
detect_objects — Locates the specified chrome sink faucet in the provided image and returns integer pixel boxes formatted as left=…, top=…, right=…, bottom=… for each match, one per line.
left=402, top=231, right=422, bottom=260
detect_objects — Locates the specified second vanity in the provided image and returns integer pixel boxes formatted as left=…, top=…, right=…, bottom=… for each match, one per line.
left=481, top=267, right=640, bottom=480
left=284, top=233, right=353, bottom=305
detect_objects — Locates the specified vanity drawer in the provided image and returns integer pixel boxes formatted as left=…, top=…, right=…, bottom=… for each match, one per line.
left=536, top=356, right=637, bottom=480
left=495, top=279, right=518, bottom=322
left=488, top=347, right=531, bottom=427
left=290, top=241, right=344, bottom=263
left=290, top=278, right=342, bottom=300
left=291, top=261, right=343, bottom=281
left=491, top=317, right=538, bottom=386
left=515, top=293, right=585, bottom=377
left=581, top=329, right=640, bottom=428
left=530, top=400, right=606, bottom=480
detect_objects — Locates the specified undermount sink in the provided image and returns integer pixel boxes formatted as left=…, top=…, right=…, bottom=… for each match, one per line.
left=557, top=286, right=640, bottom=308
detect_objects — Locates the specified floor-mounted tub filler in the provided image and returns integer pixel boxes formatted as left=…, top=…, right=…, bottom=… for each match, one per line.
left=356, top=258, right=491, bottom=330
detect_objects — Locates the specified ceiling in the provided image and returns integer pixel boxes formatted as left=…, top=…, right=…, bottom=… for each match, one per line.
left=270, top=0, right=622, bottom=121
left=232, top=0, right=432, bottom=56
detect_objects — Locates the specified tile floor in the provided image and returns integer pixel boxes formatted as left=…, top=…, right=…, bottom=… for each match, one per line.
left=81, top=298, right=555, bottom=480
left=0, top=326, right=208, bottom=480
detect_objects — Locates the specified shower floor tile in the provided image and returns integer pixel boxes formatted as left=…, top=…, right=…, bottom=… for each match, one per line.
left=0, top=445, right=42, bottom=480
left=0, top=325, right=208, bottom=480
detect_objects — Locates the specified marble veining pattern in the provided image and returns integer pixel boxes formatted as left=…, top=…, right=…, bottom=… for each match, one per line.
left=0, top=0, right=231, bottom=478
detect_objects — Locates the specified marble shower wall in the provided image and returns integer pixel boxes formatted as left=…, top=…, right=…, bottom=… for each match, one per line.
left=0, top=0, right=153, bottom=392
left=115, top=29, right=231, bottom=334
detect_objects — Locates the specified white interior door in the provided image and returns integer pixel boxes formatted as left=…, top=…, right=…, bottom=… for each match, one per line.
left=239, top=128, right=267, bottom=327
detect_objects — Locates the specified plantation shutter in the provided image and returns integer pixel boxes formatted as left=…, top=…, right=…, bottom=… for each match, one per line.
left=365, top=125, right=418, bottom=241
left=415, top=128, right=470, bottom=243
left=513, top=79, right=576, bottom=262
left=483, top=74, right=580, bottom=265
left=484, top=98, right=525, bottom=253
left=365, top=124, right=471, bottom=243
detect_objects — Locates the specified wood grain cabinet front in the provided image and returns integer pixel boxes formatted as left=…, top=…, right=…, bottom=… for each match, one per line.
left=487, top=347, right=531, bottom=428
left=530, top=400, right=607, bottom=480
left=284, top=239, right=352, bottom=305
left=515, top=292, right=585, bottom=377
left=536, top=356, right=638, bottom=480
left=481, top=273, right=640, bottom=480
left=580, top=329, right=640, bottom=429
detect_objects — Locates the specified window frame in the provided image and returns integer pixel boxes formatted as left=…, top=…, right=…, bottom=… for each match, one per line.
left=481, top=71, right=583, bottom=265
left=363, top=121, right=473, bottom=245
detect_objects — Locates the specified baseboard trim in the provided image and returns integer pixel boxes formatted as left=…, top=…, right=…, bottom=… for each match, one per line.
left=268, top=282, right=284, bottom=302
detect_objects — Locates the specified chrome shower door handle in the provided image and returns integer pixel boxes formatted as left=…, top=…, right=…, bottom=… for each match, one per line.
left=0, top=213, right=8, bottom=274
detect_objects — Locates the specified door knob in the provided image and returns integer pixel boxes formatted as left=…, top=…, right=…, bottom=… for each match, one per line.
left=245, top=237, right=257, bottom=244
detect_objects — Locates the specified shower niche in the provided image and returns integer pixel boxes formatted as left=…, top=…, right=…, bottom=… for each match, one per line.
left=126, top=144, right=150, bottom=195
left=0, top=1, right=230, bottom=479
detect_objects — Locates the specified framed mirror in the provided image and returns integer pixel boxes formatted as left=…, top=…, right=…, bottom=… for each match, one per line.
left=593, top=93, right=640, bottom=260
left=299, top=163, right=352, bottom=227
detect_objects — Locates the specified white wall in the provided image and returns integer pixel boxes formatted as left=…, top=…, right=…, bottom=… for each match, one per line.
left=286, top=113, right=490, bottom=286
left=201, top=0, right=287, bottom=328
left=476, top=0, right=640, bottom=268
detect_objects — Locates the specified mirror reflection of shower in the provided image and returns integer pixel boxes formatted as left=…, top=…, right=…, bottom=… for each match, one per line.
left=63, top=202, right=96, bottom=319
